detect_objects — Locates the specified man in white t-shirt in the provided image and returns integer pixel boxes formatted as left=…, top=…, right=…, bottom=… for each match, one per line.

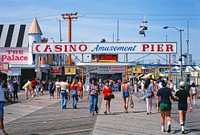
left=0, top=83, right=8, bottom=135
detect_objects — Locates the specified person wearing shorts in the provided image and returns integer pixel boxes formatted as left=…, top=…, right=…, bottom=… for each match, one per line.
left=174, top=81, right=192, bottom=134
left=190, top=82, right=197, bottom=106
left=121, top=79, right=130, bottom=113
left=55, top=78, right=61, bottom=99
left=103, top=81, right=112, bottom=114
left=157, top=80, right=173, bottom=133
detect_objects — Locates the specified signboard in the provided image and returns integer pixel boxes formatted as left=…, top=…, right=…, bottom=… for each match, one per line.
left=11, top=68, right=21, bottom=75
left=111, top=66, right=125, bottom=72
left=90, top=66, right=125, bottom=73
left=0, top=62, right=9, bottom=71
left=65, top=66, right=76, bottom=75
left=0, top=48, right=32, bottom=65
left=91, top=54, right=118, bottom=62
left=50, top=66, right=62, bottom=75
left=98, top=66, right=110, bottom=72
left=132, top=66, right=142, bottom=73
left=32, top=42, right=177, bottom=54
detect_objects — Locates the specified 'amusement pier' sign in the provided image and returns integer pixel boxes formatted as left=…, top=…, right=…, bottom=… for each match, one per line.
left=32, top=42, right=177, bottom=54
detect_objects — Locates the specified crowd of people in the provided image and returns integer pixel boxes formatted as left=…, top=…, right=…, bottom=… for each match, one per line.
left=0, top=75, right=199, bottom=134
left=141, top=77, right=196, bottom=134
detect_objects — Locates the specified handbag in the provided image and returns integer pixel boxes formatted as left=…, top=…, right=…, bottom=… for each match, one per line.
left=130, top=95, right=134, bottom=109
left=110, top=93, right=115, bottom=99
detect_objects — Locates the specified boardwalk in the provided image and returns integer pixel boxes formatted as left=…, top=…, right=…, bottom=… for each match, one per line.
left=92, top=92, right=197, bottom=135
left=4, top=91, right=200, bottom=135
left=4, top=91, right=98, bottom=135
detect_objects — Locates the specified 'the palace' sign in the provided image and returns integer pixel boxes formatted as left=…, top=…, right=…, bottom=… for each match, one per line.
left=32, top=42, right=177, bottom=54
left=0, top=48, right=32, bottom=65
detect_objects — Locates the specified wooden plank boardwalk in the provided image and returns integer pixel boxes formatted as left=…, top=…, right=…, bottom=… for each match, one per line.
left=4, top=91, right=100, bottom=135
left=92, top=92, right=196, bottom=135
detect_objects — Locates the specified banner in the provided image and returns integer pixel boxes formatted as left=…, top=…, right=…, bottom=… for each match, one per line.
left=65, top=66, right=76, bottom=75
left=0, top=48, right=32, bottom=65
left=32, top=42, right=177, bottom=54
left=50, top=66, right=62, bottom=75
left=91, top=54, right=118, bottom=62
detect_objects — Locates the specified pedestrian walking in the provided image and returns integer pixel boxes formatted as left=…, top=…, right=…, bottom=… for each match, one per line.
left=12, top=77, right=19, bottom=100
left=70, top=79, right=78, bottom=109
left=59, top=78, right=69, bottom=109
left=144, top=79, right=155, bottom=115
left=157, top=80, right=173, bottom=133
left=55, top=78, right=61, bottom=99
left=174, top=81, right=193, bottom=134
left=103, top=81, right=112, bottom=114
left=77, top=80, right=83, bottom=100
left=134, top=78, right=138, bottom=92
left=98, top=79, right=104, bottom=92
left=31, top=78, right=36, bottom=97
left=190, top=82, right=197, bottom=106
left=48, top=79, right=54, bottom=99
left=0, top=83, right=9, bottom=135
left=117, top=79, right=121, bottom=92
left=88, top=78, right=99, bottom=116
left=66, top=79, right=70, bottom=101
left=121, top=79, right=130, bottom=113
left=6, top=79, right=13, bottom=101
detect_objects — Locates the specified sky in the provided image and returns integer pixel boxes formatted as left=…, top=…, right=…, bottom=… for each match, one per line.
left=0, top=0, right=200, bottom=64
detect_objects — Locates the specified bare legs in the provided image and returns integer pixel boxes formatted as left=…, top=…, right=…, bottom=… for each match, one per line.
left=178, top=110, right=187, bottom=133
left=160, top=110, right=171, bottom=132
left=123, top=97, right=129, bottom=113
left=146, top=98, right=152, bottom=114
left=104, top=100, right=111, bottom=114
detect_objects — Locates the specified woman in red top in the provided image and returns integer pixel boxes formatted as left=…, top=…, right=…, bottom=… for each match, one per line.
left=77, top=80, right=83, bottom=100
left=103, top=81, right=112, bottom=114
left=70, top=79, right=78, bottom=109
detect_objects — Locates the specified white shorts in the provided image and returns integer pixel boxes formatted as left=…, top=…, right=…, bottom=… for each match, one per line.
left=25, top=88, right=28, bottom=93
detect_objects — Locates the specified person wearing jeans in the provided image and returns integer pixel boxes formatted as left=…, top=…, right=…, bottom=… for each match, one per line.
left=0, top=82, right=8, bottom=135
left=70, top=79, right=78, bottom=109
left=60, top=90, right=67, bottom=109
left=59, top=78, right=69, bottom=109
left=88, top=78, right=98, bottom=116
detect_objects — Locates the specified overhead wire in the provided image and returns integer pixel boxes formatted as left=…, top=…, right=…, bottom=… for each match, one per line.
left=1, top=12, right=200, bottom=23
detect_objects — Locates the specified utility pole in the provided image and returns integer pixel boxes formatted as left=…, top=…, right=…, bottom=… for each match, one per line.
left=62, top=12, right=78, bottom=66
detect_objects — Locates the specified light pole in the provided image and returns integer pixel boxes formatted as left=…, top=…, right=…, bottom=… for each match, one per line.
left=163, top=26, right=184, bottom=81
left=55, top=18, right=62, bottom=66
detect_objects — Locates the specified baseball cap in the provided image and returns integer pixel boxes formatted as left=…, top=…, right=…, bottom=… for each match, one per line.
left=161, top=80, right=167, bottom=87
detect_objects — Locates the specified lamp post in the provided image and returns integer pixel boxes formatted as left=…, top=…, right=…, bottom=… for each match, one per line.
left=163, top=26, right=184, bottom=81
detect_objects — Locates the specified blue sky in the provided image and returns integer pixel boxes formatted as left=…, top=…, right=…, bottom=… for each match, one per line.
left=0, top=0, right=200, bottom=63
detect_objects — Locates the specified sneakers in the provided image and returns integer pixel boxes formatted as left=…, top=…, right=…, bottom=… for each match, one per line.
left=104, top=111, right=107, bottom=115
left=181, top=130, right=186, bottom=134
left=161, top=126, right=165, bottom=132
left=167, top=124, right=171, bottom=133
left=161, top=128, right=165, bottom=132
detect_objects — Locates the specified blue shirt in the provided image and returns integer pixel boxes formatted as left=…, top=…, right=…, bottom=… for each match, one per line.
left=157, top=87, right=172, bottom=104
